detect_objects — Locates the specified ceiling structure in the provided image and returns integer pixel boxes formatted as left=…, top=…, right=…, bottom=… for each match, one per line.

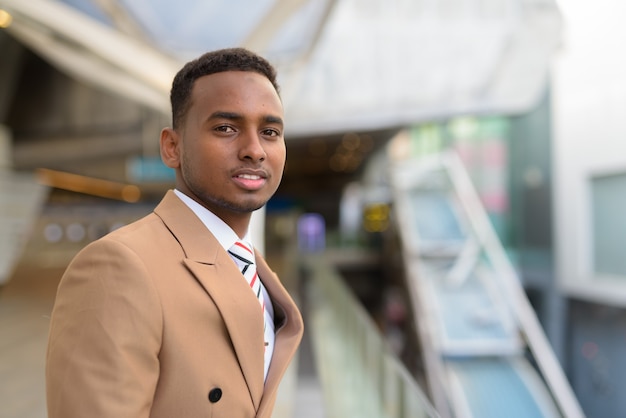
left=0, top=0, right=563, bottom=282
left=0, top=0, right=563, bottom=138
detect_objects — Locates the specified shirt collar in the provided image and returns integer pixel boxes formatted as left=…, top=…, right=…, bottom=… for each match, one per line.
left=173, top=189, right=252, bottom=251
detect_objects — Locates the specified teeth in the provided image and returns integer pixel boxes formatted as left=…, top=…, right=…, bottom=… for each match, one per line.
left=238, top=174, right=261, bottom=180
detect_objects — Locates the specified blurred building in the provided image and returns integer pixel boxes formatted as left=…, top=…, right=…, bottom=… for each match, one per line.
left=3, top=0, right=624, bottom=417
left=0, top=0, right=561, bottom=280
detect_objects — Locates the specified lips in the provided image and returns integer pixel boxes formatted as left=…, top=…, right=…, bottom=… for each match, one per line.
left=237, top=173, right=262, bottom=181
left=232, top=170, right=267, bottom=190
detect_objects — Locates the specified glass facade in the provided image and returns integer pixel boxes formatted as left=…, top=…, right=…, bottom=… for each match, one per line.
left=591, top=172, right=626, bottom=277
left=404, top=116, right=511, bottom=244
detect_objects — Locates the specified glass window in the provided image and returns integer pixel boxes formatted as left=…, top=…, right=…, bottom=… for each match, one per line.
left=591, top=172, right=626, bottom=277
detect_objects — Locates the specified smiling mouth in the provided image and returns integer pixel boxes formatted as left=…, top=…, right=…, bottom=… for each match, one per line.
left=237, top=174, right=262, bottom=180
left=233, top=173, right=267, bottom=190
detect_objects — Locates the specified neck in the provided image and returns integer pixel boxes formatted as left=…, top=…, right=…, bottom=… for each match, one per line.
left=221, top=214, right=251, bottom=240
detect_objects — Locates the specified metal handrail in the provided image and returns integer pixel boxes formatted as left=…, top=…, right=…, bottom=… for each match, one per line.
left=303, top=255, right=439, bottom=418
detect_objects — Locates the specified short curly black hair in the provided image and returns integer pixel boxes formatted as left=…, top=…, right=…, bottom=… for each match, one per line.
left=170, top=48, right=280, bottom=129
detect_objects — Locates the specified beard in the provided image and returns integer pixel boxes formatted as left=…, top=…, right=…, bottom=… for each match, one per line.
left=180, top=158, right=267, bottom=214
left=191, top=187, right=265, bottom=214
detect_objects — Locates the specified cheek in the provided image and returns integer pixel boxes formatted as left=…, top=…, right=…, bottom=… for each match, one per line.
left=272, top=143, right=287, bottom=167
left=197, top=145, right=226, bottom=166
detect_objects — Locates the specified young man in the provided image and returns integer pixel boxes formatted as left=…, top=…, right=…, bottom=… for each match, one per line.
left=46, top=48, right=303, bottom=418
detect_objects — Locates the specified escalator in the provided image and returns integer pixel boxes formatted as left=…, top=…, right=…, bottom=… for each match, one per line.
left=389, top=150, right=583, bottom=418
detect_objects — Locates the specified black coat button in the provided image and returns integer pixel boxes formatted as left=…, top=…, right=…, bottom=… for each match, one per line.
left=208, top=388, right=222, bottom=403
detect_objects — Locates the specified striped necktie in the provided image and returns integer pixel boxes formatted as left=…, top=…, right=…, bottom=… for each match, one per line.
left=228, top=241, right=264, bottom=308
left=228, top=241, right=275, bottom=380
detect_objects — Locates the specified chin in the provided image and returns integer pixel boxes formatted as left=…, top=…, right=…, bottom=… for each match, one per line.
left=229, top=199, right=267, bottom=214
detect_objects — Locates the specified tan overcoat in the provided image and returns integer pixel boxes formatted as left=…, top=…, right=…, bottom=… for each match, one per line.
left=46, top=190, right=303, bottom=418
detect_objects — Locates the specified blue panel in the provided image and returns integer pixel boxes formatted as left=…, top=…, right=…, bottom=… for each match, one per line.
left=430, top=270, right=513, bottom=344
left=57, top=0, right=112, bottom=24
left=448, top=358, right=557, bottom=418
left=127, top=156, right=175, bottom=183
left=411, top=191, right=465, bottom=242
left=57, top=0, right=327, bottom=60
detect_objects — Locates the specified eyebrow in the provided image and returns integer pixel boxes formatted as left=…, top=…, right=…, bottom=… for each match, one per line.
left=209, top=111, right=284, bottom=126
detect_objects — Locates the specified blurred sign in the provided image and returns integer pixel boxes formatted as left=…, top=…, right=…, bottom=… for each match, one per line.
left=297, top=213, right=325, bottom=253
left=127, top=156, right=175, bottom=183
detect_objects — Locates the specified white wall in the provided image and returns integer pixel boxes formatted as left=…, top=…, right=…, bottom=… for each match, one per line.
left=552, top=0, right=626, bottom=305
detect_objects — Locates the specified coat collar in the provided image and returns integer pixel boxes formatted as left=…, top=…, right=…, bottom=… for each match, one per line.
left=153, top=190, right=223, bottom=264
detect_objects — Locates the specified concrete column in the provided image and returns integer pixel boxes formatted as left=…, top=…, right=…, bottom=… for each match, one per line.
left=0, top=124, right=11, bottom=169
left=0, top=124, right=48, bottom=285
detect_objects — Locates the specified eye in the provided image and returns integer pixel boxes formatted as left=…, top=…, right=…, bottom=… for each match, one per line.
left=261, top=128, right=281, bottom=138
left=215, top=125, right=236, bottom=133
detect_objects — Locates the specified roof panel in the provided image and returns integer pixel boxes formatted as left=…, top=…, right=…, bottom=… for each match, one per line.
left=118, top=0, right=276, bottom=57
left=58, top=0, right=111, bottom=24
left=2, top=0, right=563, bottom=137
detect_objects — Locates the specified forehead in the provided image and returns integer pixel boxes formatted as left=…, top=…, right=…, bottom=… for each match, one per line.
left=189, top=71, right=282, bottom=113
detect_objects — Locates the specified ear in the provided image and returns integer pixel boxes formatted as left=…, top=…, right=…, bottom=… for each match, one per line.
left=160, top=127, right=181, bottom=169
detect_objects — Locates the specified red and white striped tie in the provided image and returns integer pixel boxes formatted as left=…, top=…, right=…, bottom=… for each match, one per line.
left=228, top=241, right=264, bottom=308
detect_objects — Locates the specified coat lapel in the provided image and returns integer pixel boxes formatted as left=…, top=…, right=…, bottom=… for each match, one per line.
left=154, top=191, right=265, bottom=408
left=183, top=258, right=265, bottom=406
left=255, top=256, right=304, bottom=418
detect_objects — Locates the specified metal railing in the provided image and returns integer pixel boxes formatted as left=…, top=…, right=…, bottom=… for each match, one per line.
left=303, top=255, right=439, bottom=418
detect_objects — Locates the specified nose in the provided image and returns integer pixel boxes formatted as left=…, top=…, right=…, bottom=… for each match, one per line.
left=239, top=130, right=266, bottom=162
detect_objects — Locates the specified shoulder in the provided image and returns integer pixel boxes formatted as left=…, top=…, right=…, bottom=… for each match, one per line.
left=77, top=211, right=178, bottom=261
